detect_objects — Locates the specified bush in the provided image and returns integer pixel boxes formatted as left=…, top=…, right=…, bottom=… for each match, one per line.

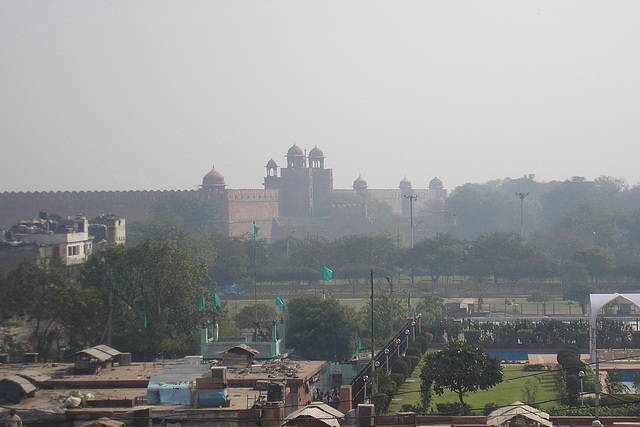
left=435, top=402, right=471, bottom=415
left=463, top=329, right=481, bottom=344
left=391, top=358, right=409, bottom=377
left=389, top=373, right=405, bottom=388
left=407, top=355, right=421, bottom=372
left=524, top=362, right=547, bottom=371
left=415, top=336, right=428, bottom=353
left=406, top=346, right=421, bottom=358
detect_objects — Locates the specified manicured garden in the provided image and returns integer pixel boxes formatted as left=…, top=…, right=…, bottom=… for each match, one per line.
left=388, top=362, right=558, bottom=414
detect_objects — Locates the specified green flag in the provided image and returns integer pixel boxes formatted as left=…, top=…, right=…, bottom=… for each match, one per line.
left=426, top=315, right=432, bottom=326
left=355, top=339, right=363, bottom=356
left=253, top=223, right=260, bottom=242
left=322, top=266, right=333, bottom=283
left=412, top=308, right=416, bottom=319
left=276, top=290, right=286, bottom=314
left=213, top=293, right=220, bottom=310
left=199, top=293, right=205, bottom=311
left=143, top=312, right=147, bottom=329
left=408, top=293, right=412, bottom=310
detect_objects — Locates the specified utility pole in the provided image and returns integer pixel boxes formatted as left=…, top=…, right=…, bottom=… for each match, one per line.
left=516, top=192, right=528, bottom=238
left=386, top=276, right=393, bottom=339
left=404, top=194, right=418, bottom=284
left=370, top=269, right=375, bottom=403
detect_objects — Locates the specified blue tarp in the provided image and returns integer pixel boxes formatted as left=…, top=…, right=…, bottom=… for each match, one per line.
left=146, top=382, right=191, bottom=405
left=197, top=389, right=227, bottom=408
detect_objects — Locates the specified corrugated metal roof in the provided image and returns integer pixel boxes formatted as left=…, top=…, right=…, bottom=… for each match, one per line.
left=92, top=345, right=122, bottom=357
left=17, top=369, right=51, bottom=384
left=2, top=375, right=37, bottom=394
left=77, top=348, right=113, bottom=362
left=71, top=345, right=122, bottom=362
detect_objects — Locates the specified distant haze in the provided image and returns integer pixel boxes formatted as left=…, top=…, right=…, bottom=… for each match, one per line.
left=2, top=2, right=639, bottom=193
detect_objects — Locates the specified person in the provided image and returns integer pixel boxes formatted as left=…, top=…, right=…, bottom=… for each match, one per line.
left=5, top=409, right=22, bottom=427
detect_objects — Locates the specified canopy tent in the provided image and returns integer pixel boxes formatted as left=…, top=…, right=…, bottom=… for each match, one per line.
left=486, top=401, right=552, bottom=427
left=589, top=293, right=640, bottom=362
left=283, top=402, right=344, bottom=427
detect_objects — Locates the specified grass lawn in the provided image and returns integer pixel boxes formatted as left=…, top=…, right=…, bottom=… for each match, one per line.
left=387, top=362, right=559, bottom=414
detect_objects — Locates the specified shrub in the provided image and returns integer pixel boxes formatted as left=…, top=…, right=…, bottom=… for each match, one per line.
left=435, top=402, right=471, bottom=415
left=391, top=358, right=409, bottom=377
left=407, top=355, right=421, bottom=372
left=389, top=373, right=405, bottom=388
left=524, top=362, right=547, bottom=371
left=415, top=336, right=428, bottom=353
left=406, top=346, right=421, bottom=358
left=463, top=329, right=481, bottom=344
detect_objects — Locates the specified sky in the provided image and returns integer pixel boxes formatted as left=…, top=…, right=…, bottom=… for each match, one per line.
left=2, top=1, right=640, bottom=194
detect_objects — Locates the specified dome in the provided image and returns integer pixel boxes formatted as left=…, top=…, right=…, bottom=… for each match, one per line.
left=353, top=174, right=368, bottom=189
left=266, top=158, right=278, bottom=168
left=308, top=145, right=325, bottom=159
left=287, top=143, right=304, bottom=157
left=399, top=176, right=412, bottom=189
left=429, top=176, right=443, bottom=190
left=202, top=166, right=226, bottom=188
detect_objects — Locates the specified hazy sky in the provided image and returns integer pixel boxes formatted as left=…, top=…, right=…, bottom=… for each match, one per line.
left=2, top=1, right=640, bottom=193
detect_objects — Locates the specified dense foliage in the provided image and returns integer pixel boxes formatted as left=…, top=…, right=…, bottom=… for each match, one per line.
left=285, top=295, right=359, bottom=361
left=421, top=341, right=503, bottom=405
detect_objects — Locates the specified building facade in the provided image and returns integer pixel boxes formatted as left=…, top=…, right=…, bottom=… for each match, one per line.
left=0, top=145, right=447, bottom=241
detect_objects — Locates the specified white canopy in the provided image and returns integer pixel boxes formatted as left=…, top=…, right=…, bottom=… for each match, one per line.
left=486, top=401, right=552, bottom=427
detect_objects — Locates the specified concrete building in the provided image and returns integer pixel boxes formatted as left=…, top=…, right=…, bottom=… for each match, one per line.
left=0, top=212, right=93, bottom=270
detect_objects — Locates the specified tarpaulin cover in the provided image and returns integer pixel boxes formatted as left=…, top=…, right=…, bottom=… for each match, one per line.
left=146, top=381, right=191, bottom=405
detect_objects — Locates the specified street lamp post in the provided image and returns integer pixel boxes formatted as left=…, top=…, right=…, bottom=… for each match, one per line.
left=363, top=375, right=369, bottom=403
left=384, top=348, right=390, bottom=373
left=404, top=329, right=410, bottom=354
left=395, top=338, right=401, bottom=357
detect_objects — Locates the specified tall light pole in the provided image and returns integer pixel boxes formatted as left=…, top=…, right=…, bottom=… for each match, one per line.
left=286, top=230, right=295, bottom=258
left=404, top=194, right=418, bottom=284
left=386, top=276, right=393, bottom=339
left=515, top=192, right=528, bottom=238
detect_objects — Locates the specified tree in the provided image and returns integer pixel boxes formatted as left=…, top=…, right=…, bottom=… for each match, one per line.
left=286, top=295, right=360, bottom=361
left=571, top=246, right=616, bottom=281
left=127, top=219, right=218, bottom=273
left=358, top=285, right=409, bottom=341
left=412, top=234, right=465, bottom=283
left=420, top=341, right=503, bottom=405
left=416, top=295, right=444, bottom=326
left=80, top=240, right=212, bottom=360
left=527, top=292, right=551, bottom=315
left=152, top=193, right=220, bottom=236
left=234, top=303, right=279, bottom=338
left=465, top=232, right=530, bottom=283
left=605, top=369, right=629, bottom=394
left=3, top=261, right=89, bottom=360
left=564, top=283, right=596, bottom=315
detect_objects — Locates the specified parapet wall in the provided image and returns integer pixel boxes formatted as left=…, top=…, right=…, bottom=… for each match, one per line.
left=0, top=189, right=198, bottom=229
